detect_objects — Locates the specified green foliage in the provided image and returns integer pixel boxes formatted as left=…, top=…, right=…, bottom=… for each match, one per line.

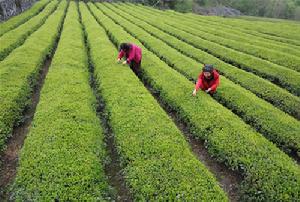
left=125, top=6, right=300, bottom=96
left=229, top=0, right=299, bottom=19
left=119, top=0, right=193, bottom=12
left=11, top=2, right=109, bottom=200
left=1, top=1, right=299, bottom=200
left=120, top=3, right=300, bottom=119
left=81, top=2, right=227, bottom=200
left=110, top=0, right=300, bottom=20
left=191, top=13, right=300, bottom=42
left=170, top=10, right=300, bottom=58
left=194, top=0, right=300, bottom=20
left=104, top=3, right=300, bottom=157
left=173, top=0, right=193, bottom=13
left=0, top=0, right=67, bottom=154
left=0, top=0, right=59, bottom=61
left=92, top=3, right=300, bottom=201
left=185, top=12, right=300, bottom=46
left=135, top=3, right=300, bottom=47
left=166, top=20, right=300, bottom=72
left=0, top=0, right=50, bottom=37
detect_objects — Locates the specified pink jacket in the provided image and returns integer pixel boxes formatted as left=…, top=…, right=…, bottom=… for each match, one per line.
left=118, top=43, right=142, bottom=64
left=195, top=69, right=220, bottom=92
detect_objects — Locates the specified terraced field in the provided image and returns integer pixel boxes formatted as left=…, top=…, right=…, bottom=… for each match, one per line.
left=0, top=1, right=299, bottom=201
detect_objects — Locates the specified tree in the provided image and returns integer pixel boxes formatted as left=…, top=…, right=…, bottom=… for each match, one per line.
left=295, top=6, right=300, bottom=19
left=173, top=0, right=193, bottom=12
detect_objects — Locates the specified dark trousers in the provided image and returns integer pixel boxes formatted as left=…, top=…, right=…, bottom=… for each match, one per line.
left=129, top=60, right=141, bottom=74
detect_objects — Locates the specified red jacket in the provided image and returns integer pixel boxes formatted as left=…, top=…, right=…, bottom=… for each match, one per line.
left=118, top=43, right=142, bottom=64
left=195, top=70, right=220, bottom=92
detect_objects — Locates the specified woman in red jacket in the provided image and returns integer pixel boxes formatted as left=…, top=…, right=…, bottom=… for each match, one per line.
left=117, top=43, right=142, bottom=73
left=192, top=64, right=220, bottom=96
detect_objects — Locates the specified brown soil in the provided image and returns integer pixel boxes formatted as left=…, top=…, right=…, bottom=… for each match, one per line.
left=136, top=70, right=243, bottom=202
left=89, top=72, right=133, bottom=202
left=0, top=58, right=52, bottom=201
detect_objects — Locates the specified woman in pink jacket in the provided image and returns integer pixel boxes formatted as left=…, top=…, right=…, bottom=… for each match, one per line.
left=192, top=64, right=220, bottom=96
left=117, top=43, right=142, bottom=73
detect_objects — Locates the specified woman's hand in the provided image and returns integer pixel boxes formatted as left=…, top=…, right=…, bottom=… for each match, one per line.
left=205, top=88, right=211, bottom=93
left=122, top=61, right=127, bottom=65
left=192, top=89, right=197, bottom=96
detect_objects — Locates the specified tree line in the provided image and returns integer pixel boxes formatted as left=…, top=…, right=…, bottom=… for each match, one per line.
left=108, top=0, right=300, bottom=20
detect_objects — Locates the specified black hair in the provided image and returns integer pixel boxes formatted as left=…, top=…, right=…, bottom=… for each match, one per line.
left=202, top=64, right=214, bottom=73
left=119, top=43, right=131, bottom=52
